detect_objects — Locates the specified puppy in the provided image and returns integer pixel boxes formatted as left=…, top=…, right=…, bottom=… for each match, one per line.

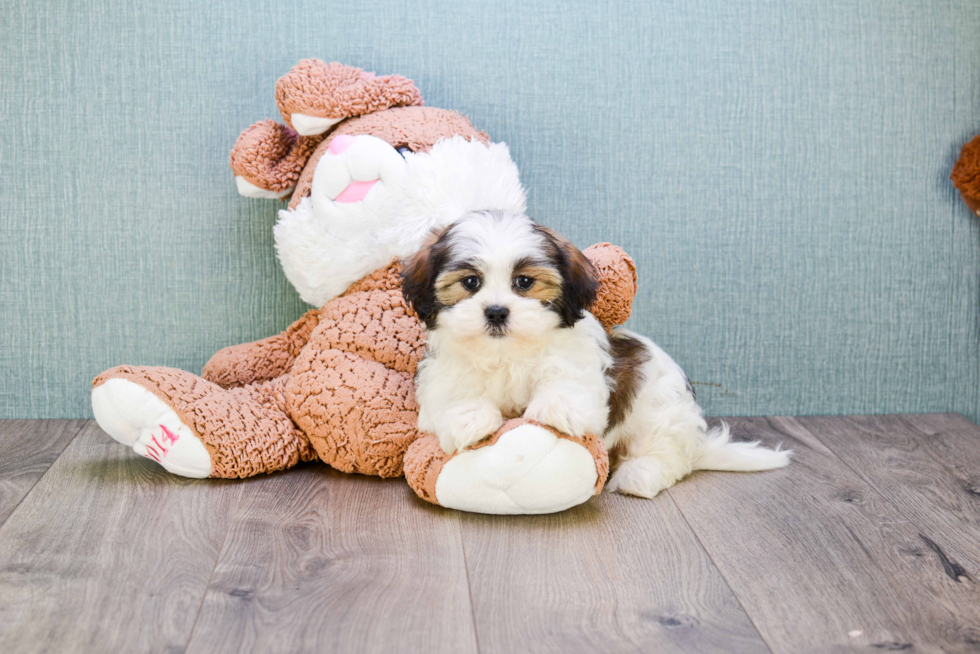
left=401, top=210, right=789, bottom=498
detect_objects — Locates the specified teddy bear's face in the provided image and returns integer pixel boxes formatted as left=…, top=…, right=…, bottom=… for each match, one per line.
left=229, top=61, right=530, bottom=307
left=275, top=107, right=528, bottom=307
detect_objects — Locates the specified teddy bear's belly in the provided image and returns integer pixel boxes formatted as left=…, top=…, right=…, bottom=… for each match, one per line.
left=314, top=288, right=426, bottom=375
left=283, top=290, right=424, bottom=477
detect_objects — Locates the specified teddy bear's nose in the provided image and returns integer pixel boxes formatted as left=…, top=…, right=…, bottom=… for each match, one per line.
left=328, top=134, right=356, bottom=155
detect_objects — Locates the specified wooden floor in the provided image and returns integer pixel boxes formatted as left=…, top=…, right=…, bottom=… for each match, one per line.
left=1, top=415, right=979, bottom=653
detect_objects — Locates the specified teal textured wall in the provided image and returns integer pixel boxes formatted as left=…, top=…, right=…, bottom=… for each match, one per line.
left=2, top=0, right=979, bottom=420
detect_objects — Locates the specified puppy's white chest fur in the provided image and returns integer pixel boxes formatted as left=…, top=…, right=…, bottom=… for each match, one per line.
left=437, top=317, right=607, bottom=412
left=416, top=314, right=613, bottom=453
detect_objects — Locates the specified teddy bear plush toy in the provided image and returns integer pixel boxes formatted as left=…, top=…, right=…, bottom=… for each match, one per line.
left=91, top=60, right=638, bottom=515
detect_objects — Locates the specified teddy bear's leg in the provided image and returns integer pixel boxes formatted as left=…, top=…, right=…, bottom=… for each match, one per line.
left=275, top=59, right=422, bottom=135
left=92, top=366, right=316, bottom=479
left=286, top=349, right=420, bottom=478
left=202, top=308, right=322, bottom=389
left=403, top=420, right=609, bottom=515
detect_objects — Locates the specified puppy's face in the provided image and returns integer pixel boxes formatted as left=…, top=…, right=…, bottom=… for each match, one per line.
left=402, top=211, right=597, bottom=344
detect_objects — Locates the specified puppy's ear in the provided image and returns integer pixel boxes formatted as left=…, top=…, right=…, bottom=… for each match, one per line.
left=401, top=226, right=452, bottom=328
left=535, top=225, right=598, bottom=327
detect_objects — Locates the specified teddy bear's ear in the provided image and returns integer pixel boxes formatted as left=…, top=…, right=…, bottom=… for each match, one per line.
left=952, top=135, right=980, bottom=216
left=229, top=119, right=323, bottom=199
left=275, top=59, right=423, bottom=136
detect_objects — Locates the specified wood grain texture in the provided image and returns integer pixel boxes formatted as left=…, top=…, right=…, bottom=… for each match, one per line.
left=459, top=492, right=770, bottom=654
left=669, top=416, right=980, bottom=653
left=4, top=415, right=980, bottom=652
left=0, top=421, right=242, bottom=654
left=0, top=420, right=85, bottom=526
left=185, top=467, right=479, bottom=654
left=802, top=414, right=980, bottom=585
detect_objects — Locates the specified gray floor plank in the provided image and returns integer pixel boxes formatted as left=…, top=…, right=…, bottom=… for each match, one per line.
left=0, top=419, right=86, bottom=526
left=802, top=414, right=980, bottom=585
left=185, top=467, right=479, bottom=654
left=668, top=417, right=980, bottom=653
left=459, top=491, right=771, bottom=654
left=0, top=421, right=243, bottom=654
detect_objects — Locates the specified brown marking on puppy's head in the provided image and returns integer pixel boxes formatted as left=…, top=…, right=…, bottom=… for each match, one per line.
left=531, top=225, right=599, bottom=328
left=402, top=212, right=600, bottom=335
left=510, top=262, right=564, bottom=304
left=400, top=225, right=455, bottom=328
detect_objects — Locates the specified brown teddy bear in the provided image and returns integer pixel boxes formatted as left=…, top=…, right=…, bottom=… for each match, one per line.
left=91, top=60, right=638, bottom=514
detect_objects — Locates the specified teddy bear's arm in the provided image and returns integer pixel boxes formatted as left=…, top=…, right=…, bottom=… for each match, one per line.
left=583, top=243, right=638, bottom=331
left=201, top=308, right=321, bottom=389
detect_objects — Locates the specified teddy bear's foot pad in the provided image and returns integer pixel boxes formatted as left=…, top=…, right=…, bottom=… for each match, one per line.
left=436, top=423, right=598, bottom=515
left=92, top=378, right=211, bottom=478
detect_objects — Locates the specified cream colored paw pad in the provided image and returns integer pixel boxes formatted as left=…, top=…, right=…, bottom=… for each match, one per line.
left=92, top=378, right=211, bottom=478
left=435, top=424, right=598, bottom=515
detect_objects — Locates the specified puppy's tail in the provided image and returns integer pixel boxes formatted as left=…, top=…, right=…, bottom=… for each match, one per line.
left=694, top=422, right=791, bottom=472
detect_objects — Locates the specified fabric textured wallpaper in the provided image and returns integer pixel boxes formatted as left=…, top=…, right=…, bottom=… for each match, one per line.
left=1, top=0, right=979, bottom=420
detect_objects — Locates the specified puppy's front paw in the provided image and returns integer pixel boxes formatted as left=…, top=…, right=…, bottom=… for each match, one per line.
left=437, top=403, right=504, bottom=455
left=524, top=394, right=597, bottom=438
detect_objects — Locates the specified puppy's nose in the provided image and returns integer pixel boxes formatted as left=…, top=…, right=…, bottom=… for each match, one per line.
left=484, top=305, right=510, bottom=325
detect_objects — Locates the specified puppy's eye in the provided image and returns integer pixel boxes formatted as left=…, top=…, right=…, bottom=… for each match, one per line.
left=461, top=275, right=481, bottom=291
left=514, top=275, right=534, bottom=291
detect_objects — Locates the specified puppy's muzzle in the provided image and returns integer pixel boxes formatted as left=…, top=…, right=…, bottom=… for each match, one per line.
left=484, top=305, right=510, bottom=328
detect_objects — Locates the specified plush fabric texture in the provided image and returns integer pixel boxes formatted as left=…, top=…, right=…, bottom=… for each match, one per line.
left=229, top=120, right=324, bottom=193
left=403, top=418, right=609, bottom=507
left=952, top=135, right=980, bottom=214
left=275, top=60, right=423, bottom=127
left=582, top=243, right=638, bottom=331
left=288, top=106, right=489, bottom=209
left=230, top=60, right=429, bottom=196
left=92, top=366, right=317, bottom=478
left=285, top=270, right=424, bottom=477
left=202, top=308, right=321, bottom=389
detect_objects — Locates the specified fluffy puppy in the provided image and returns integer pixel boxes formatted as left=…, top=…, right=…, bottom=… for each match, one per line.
left=402, top=210, right=790, bottom=498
